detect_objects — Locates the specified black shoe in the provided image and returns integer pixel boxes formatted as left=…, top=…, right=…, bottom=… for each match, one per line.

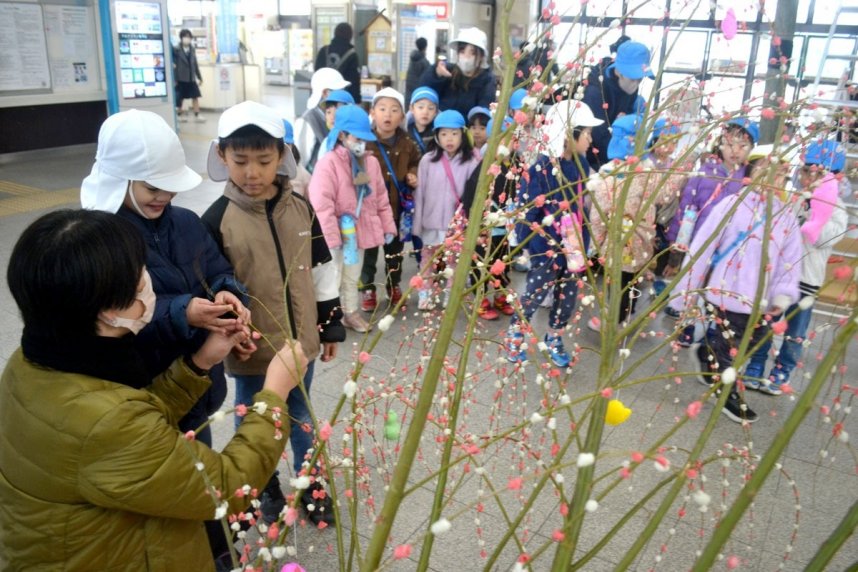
left=300, top=480, right=335, bottom=525
left=721, top=392, right=758, bottom=424
left=696, top=345, right=717, bottom=387
left=259, top=474, right=285, bottom=524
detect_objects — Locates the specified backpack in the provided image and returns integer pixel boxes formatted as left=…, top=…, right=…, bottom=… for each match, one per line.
left=323, top=46, right=356, bottom=71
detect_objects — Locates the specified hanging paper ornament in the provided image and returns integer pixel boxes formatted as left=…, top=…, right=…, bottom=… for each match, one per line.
left=384, top=410, right=401, bottom=440
left=605, top=399, right=632, bottom=426
left=721, top=8, right=738, bottom=40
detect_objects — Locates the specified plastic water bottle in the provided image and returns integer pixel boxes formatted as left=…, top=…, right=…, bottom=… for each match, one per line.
left=560, top=214, right=586, bottom=272
left=674, top=205, right=697, bottom=252
left=341, top=214, right=358, bottom=265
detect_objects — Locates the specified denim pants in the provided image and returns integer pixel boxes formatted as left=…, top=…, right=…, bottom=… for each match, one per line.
left=747, top=302, right=813, bottom=384
left=511, top=259, right=579, bottom=330
left=233, top=360, right=316, bottom=475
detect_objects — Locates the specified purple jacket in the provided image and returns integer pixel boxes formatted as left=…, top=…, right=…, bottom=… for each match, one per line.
left=666, top=159, right=746, bottom=242
left=413, top=150, right=480, bottom=237
left=671, top=192, right=802, bottom=315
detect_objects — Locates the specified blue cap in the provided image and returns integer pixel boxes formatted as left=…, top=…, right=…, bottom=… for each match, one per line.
left=410, top=86, right=439, bottom=106
left=805, top=139, right=846, bottom=172
left=433, top=109, right=466, bottom=130
left=607, top=114, right=642, bottom=160
left=607, top=41, right=655, bottom=80
left=325, top=104, right=377, bottom=151
left=323, top=89, right=355, bottom=106
left=726, top=117, right=760, bottom=144
left=487, top=116, right=513, bottom=134
left=282, top=119, right=294, bottom=144
left=468, top=106, right=491, bottom=122
left=510, top=88, right=528, bottom=111
left=648, top=118, right=680, bottom=147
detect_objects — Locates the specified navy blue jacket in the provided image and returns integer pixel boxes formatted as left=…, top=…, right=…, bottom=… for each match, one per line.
left=418, top=63, right=496, bottom=117
left=515, top=154, right=591, bottom=266
left=117, top=204, right=246, bottom=438
left=582, top=61, right=644, bottom=170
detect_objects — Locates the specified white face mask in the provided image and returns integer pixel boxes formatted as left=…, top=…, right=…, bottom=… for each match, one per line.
left=182, top=38, right=192, bottom=47
left=617, top=74, right=641, bottom=95
left=347, top=139, right=367, bottom=157
left=458, top=56, right=477, bottom=74
left=99, top=271, right=156, bottom=335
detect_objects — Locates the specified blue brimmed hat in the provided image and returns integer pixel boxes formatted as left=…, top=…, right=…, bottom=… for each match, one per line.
left=607, top=114, right=642, bottom=160
left=726, top=117, right=760, bottom=144
left=509, top=88, right=528, bottom=111
left=607, top=41, right=655, bottom=80
left=467, top=106, right=492, bottom=122
left=325, top=104, right=377, bottom=151
left=648, top=118, right=680, bottom=148
left=433, top=109, right=466, bottom=130
left=410, top=86, right=439, bottom=106
left=487, top=116, right=513, bottom=134
left=805, top=139, right=846, bottom=172
left=323, top=89, right=355, bottom=106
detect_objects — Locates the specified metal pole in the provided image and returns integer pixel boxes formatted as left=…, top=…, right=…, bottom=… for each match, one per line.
left=759, top=0, right=799, bottom=143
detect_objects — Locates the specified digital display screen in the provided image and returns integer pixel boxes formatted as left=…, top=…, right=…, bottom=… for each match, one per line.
left=115, top=1, right=167, bottom=99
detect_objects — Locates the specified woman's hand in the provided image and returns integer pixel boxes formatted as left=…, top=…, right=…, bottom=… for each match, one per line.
left=436, top=61, right=452, bottom=78
left=191, top=328, right=249, bottom=371
left=186, top=297, right=237, bottom=334
left=264, top=341, right=308, bottom=400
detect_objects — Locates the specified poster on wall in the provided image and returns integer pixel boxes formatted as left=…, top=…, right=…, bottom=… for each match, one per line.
left=313, top=5, right=347, bottom=54
left=43, top=5, right=98, bottom=90
left=397, top=7, right=437, bottom=79
left=115, top=1, right=168, bottom=99
left=0, top=2, right=52, bottom=91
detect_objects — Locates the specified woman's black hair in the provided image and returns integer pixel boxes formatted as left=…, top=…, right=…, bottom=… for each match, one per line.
left=218, top=125, right=285, bottom=156
left=334, top=23, right=353, bottom=42
left=428, top=127, right=475, bottom=163
left=7, top=209, right=147, bottom=340
left=179, top=29, right=193, bottom=40
left=416, top=37, right=428, bottom=51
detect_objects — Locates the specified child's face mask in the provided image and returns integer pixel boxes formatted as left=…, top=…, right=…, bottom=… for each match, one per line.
left=344, top=135, right=367, bottom=157
left=182, top=37, right=192, bottom=47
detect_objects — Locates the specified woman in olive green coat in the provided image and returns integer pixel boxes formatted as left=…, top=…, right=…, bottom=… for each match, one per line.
left=0, top=210, right=306, bottom=570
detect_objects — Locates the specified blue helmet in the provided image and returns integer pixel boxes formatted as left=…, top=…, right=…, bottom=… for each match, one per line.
left=324, top=104, right=377, bottom=151
left=323, top=89, right=355, bottom=106
left=509, top=88, right=528, bottom=111
left=433, top=110, right=467, bottom=130
left=487, top=116, right=513, bottom=134
left=410, top=86, right=439, bottom=106
left=281, top=119, right=295, bottom=145
left=607, top=114, right=643, bottom=160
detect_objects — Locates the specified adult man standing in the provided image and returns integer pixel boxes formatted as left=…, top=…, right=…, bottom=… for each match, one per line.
left=315, top=23, right=362, bottom=103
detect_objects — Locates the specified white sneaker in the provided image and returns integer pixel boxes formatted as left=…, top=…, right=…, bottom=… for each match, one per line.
left=194, top=114, right=206, bottom=123
left=587, top=316, right=601, bottom=332
left=178, top=114, right=189, bottom=123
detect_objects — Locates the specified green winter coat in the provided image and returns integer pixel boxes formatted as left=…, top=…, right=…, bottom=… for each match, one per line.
left=0, top=349, right=288, bottom=571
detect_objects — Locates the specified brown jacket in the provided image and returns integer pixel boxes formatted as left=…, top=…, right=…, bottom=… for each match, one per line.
left=202, top=177, right=344, bottom=374
left=366, top=127, right=421, bottom=218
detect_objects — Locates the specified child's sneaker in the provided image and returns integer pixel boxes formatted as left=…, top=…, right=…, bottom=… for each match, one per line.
left=543, top=333, right=571, bottom=368
left=506, top=327, right=526, bottom=363
left=194, top=114, right=206, bottom=123
left=697, top=345, right=717, bottom=387
left=178, top=113, right=189, bottom=123
left=494, top=294, right=515, bottom=316
left=587, top=316, right=601, bottom=332
left=418, top=290, right=433, bottom=311
left=478, top=298, right=499, bottom=320
left=746, top=374, right=784, bottom=396
left=361, top=290, right=377, bottom=312
left=388, top=285, right=404, bottom=307
left=721, top=392, right=759, bottom=424
left=652, top=279, right=666, bottom=297
left=664, top=306, right=681, bottom=319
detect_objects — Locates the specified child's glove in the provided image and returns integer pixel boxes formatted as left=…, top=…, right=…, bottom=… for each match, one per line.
left=384, top=233, right=395, bottom=244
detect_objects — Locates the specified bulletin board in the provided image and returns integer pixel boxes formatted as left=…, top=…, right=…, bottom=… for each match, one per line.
left=312, top=4, right=348, bottom=57
left=0, top=0, right=102, bottom=103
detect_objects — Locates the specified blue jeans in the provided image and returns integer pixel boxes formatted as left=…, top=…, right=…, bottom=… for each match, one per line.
left=233, top=360, right=316, bottom=475
left=511, top=259, right=579, bottom=330
left=748, top=302, right=813, bottom=384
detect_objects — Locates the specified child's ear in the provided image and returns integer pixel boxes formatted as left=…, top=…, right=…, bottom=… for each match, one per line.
left=216, top=146, right=228, bottom=164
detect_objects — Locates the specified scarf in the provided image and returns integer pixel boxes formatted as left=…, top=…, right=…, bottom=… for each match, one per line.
left=21, top=328, right=151, bottom=389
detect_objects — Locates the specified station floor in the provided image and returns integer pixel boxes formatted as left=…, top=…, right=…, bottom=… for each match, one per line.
left=0, top=85, right=856, bottom=571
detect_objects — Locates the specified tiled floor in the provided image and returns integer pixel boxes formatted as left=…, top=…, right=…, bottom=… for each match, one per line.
left=1, top=84, right=857, bottom=571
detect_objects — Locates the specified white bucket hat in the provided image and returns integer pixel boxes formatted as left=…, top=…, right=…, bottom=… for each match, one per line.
left=451, top=27, right=490, bottom=68
left=206, top=100, right=298, bottom=181
left=80, top=109, right=201, bottom=213
left=544, top=99, right=604, bottom=157
left=307, top=68, right=351, bottom=110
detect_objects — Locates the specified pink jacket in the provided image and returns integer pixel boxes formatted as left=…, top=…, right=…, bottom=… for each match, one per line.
left=308, top=145, right=397, bottom=250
